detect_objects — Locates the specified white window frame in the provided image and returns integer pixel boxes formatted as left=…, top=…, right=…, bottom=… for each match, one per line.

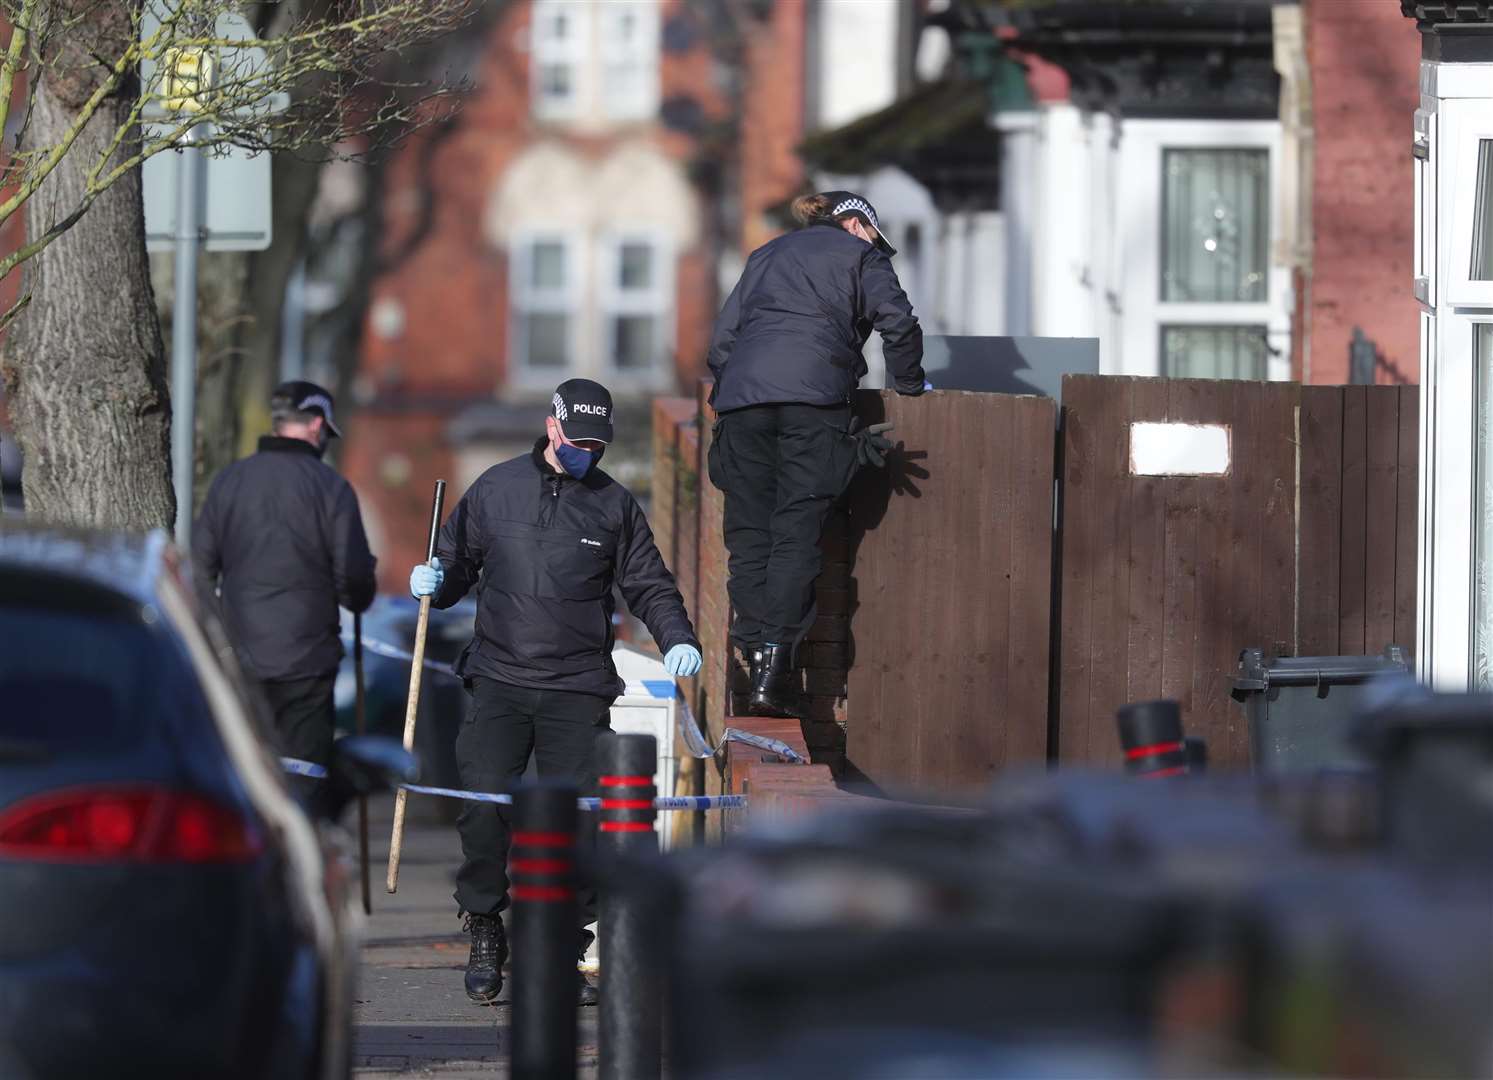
left=510, top=229, right=585, bottom=386
left=1417, top=75, right=1493, bottom=690
left=597, top=230, right=674, bottom=388
left=1414, top=109, right=1436, bottom=308
left=1115, top=120, right=1290, bottom=380
left=531, top=0, right=587, bottom=122
left=1444, top=113, right=1493, bottom=309
left=598, top=1, right=660, bottom=123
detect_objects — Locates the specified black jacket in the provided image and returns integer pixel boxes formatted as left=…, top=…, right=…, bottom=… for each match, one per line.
left=431, top=440, right=698, bottom=698
left=193, top=437, right=377, bottom=681
left=707, top=222, right=926, bottom=412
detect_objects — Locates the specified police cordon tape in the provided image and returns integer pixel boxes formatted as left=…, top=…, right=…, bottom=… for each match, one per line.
left=339, top=632, right=806, bottom=766
left=279, top=755, right=747, bottom=811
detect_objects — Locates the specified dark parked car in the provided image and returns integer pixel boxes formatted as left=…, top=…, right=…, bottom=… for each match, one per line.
left=0, top=524, right=414, bottom=1080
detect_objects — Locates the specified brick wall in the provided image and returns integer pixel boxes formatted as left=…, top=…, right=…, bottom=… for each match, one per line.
left=1305, top=0, right=1421, bottom=385
left=694, top=383, right=731, bottom=795
left=737, top=1, right=809, bottom=254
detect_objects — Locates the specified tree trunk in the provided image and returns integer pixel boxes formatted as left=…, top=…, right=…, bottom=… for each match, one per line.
left=1, top=81, right=173, bottom=531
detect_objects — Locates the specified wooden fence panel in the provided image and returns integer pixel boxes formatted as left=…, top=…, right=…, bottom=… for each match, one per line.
left=1058, top=376, right=1298, bottom=770
left=1299, top=387, right=1345, bottom=654
left=1298, top=384, right=1420, bottom=660
left=845, top=390, right=1055, bottom=791
left=1394, top=386, right=1420, bottom=651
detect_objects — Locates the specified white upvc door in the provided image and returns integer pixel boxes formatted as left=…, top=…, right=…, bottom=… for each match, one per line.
left=1113, top=119, right=1291, bottom=380
left=1415, top=61, right=1493, bottom=691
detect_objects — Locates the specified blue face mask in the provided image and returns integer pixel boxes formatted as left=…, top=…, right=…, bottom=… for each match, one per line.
left=554, top=441, right=600, bottom=479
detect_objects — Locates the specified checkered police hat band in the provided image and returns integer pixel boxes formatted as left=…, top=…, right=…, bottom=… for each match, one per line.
left=832, top=197, right=879, bottom=231
left=298, top=393, right=334, bottom=419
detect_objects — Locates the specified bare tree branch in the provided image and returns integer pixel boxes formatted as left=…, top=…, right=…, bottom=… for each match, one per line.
left=0, top=0, right=477, bottom=280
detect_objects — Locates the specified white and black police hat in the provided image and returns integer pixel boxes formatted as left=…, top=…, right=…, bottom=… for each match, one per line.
left=273, top=379, right=343, bottom=438
left=551, top=378, right=614, bottom=444
left=822, top=190, right=897, bottom=257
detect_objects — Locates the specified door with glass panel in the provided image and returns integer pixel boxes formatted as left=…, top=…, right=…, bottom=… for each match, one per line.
left=1115, top=121, right=1287, bottom=379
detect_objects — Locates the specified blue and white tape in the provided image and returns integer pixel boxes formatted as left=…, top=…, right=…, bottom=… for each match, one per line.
left=280, top=757, right=748, bottom=811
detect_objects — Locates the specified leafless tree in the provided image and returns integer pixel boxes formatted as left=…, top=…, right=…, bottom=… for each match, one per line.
left=0, top=0, right=475, bottom=530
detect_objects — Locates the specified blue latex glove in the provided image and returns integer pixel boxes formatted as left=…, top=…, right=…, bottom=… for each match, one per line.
left=664, top=643, right=702, bottom=678
left=923, top=379, right=934, bottom=391
left=409, top=558, right=443, bottom=599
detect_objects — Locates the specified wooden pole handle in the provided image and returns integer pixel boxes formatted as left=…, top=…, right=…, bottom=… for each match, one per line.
left=386, top=479, right=446, bottom=895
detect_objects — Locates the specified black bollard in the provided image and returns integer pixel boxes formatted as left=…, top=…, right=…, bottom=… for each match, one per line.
left=511, top=783, right=579, bottom=1080
left=1116, top=700, right=1190, bottom=778
left=598, top=732, right=661, bottom=1080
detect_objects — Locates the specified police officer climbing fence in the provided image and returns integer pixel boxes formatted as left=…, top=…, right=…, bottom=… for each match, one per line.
left=408, top=378, right=700, bottom=1007
left=707, top=191, right=928, bottom=717
left=193, top=381, right=378, bottom=786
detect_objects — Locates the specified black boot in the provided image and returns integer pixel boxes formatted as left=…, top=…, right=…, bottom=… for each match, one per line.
left=745, top=646, right=764, bottom=695
left=463, top=913, right=507, bottom=1004
left=748, top=643, right=798, bottom=718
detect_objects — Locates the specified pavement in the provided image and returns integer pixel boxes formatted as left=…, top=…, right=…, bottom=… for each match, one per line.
left=352, top=798, right=599, bottom=1078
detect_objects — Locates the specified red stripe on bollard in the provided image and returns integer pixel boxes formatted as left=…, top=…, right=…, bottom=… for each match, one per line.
left=601, top=799, right=654, bottom=810
left=512, top=831, right=575, bottom=847
left=600, top=822, right=654, bottom=833
left=1142, top=765, right=1189, bottom=779
left=1126, top=740, right=1184, bottom=761
left=510, top=857, right=572, bottom=875
left=512, top=884, right=576, bottom=902
left=599, top=775, right=653, bottom=787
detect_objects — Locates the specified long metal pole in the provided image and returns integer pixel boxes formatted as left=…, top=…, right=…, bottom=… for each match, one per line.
left=354, top=611, right=371, bottom=916
left=171, top=124, right=206, bottom=547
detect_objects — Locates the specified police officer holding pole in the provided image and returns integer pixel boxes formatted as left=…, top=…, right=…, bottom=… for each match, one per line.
left=407, top=378, right=700, bottom=1006
left=193, top=381, right=378, bottom=781
left=707, top=191, right=927, bottom=717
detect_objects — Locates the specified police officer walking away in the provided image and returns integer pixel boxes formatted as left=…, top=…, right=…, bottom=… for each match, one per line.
left=408, top=378, right=700, bottom=1006
left=193, top=381, right=378, bottom=777
left=706, top=191, right=927, bottom=717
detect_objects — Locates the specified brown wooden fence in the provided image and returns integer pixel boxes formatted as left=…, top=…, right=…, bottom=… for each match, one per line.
left=1056, top=377, right=1419, bottom=770
left=1298, top=385, right=1420, bottom=657
left=843, top=390, right=1056, bottom=790
left=654, top=376, right=1419, bottom=791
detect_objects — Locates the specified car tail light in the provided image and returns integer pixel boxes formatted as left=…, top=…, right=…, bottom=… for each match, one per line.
left=0, top=787, right=263, bottom=863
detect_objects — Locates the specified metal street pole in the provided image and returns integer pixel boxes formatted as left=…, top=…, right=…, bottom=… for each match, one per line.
left=171, top=123, right=206, bottom=548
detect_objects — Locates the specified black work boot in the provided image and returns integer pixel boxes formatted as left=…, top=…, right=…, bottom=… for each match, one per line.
left=463, top=913, right=507, bottom=1004
left=747, top=643, right=798, bottom=718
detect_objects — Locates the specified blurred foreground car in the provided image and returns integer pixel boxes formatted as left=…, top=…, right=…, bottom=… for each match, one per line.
left=0, top=524, right=414, bottom=1080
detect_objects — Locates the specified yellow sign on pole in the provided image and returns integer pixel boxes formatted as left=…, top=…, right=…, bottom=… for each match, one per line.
left=160, top=46, right=213, bottom=113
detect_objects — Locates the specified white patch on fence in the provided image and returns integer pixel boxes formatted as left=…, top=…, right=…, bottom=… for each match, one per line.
left=1128, top=422, right=1231, bottom=476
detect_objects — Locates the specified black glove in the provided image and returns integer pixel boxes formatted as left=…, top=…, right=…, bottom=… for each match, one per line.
left=846, top=418, right=895, bottom=469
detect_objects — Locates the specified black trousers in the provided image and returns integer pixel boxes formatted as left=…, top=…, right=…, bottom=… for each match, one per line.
left=260, top=674, right=336, bottom=801
left=260, top=674, right=336, bottom=765
left=710, top=402, right=852, bottom=651
left=453, top=677, right=613, bottom=932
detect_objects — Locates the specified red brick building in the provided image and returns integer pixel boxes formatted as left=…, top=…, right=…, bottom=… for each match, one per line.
left=1298, top=0, right=1421, bottom=384
left=344, top=0, right=732, bottom=586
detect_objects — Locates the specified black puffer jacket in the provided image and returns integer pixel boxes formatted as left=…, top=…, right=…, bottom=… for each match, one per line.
left=193, top=437, right=377, bottom=681
left=707, top=222, right=926, bottom=412
left=430, top=440, right=698, bottom=698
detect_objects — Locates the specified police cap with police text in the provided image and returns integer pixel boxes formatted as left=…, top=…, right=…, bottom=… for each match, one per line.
left=551, top=378, right=614, bottom=444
